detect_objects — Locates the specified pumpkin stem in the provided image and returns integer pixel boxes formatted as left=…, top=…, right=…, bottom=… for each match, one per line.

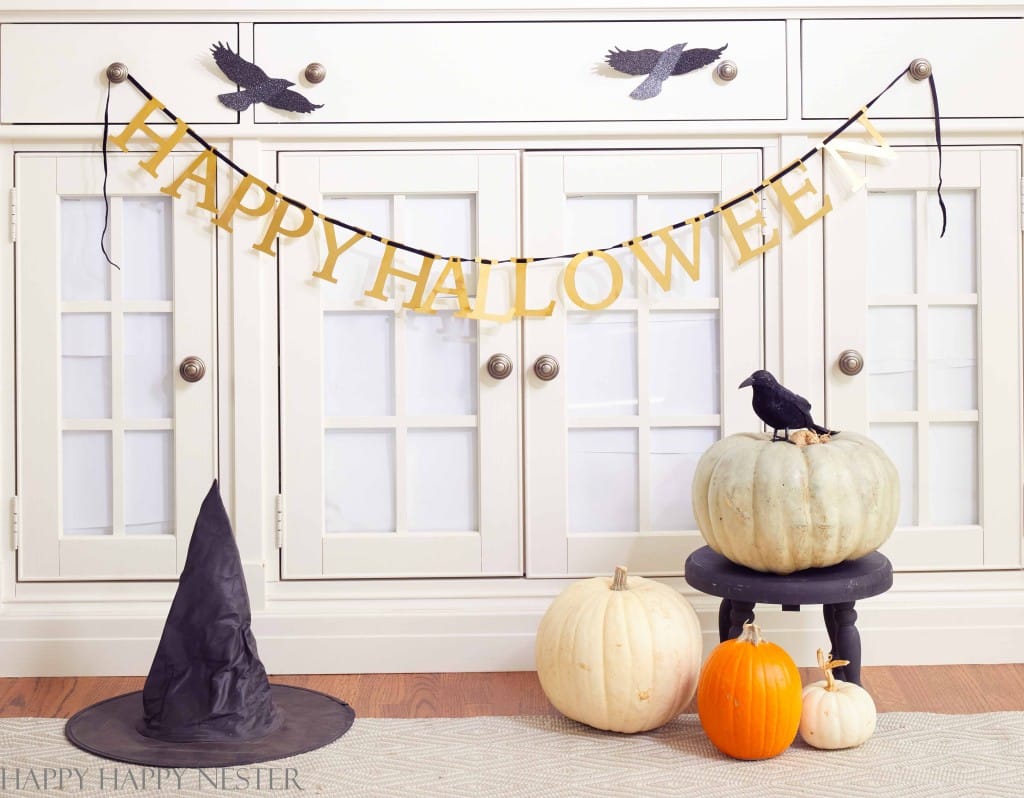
left=816, top=648, right=851, bottom=692
left=611, top=566, right=629, bottom=591
left=738, top=622, right=763, bottom=646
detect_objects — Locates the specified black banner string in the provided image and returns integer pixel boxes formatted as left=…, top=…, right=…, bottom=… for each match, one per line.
left=105, top=66, right=945, bottom=267
left=99, top=80, right=120, bottom=269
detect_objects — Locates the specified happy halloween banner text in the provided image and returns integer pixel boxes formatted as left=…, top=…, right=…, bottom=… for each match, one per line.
left=107, top=68, right=943, bottom=321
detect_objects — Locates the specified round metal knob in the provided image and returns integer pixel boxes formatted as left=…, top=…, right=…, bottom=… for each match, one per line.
left=304, top=62, right=327, bottom=84
left=533, top=355, right=560, bottom=382
left=909, top=58, right=932, bottom=81
left=486, top=353, right=513, bottom=381
left=716, top=60, right=738, bottom=82
left=105, top=62, right=128, bottom=84
left=179, top=356, right=207, bottom=383
left=838, top=349, right=864, bottom=376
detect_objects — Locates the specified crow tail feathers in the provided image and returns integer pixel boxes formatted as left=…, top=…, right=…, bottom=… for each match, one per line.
left=809, top=423, right=839, bottom=436
left=218, top=91, right=254, bottom=112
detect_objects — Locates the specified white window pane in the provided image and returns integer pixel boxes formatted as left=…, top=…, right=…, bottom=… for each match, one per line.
left=123, top=197, right=173, bottom=300
left=869, top=423, right=917, bottom=526
left=645, top=194, right=718, bottom=298
left=324, top=312, right=394, bottom=416
left=569, top=428, right=638, bottom=533
left=568, top=312, right=637, bottom=417
left=567, top=196, right=637, bottom=299
left=62, top=431, right=112, bottom=535
left=928, top=306, right=977, bottom=411
left=868, top=306, right=916, bottom=412
left=650, top=310, right=720, bottom=416
left=928, top=191, right=976, bottom=294
left=407, top=429, right=477, bottom=531
left=124, top=313, right=173, bottom=418
left=325, top=430, right=395, bottom=532
left=402, top=196, right=476, bottom=294
left=61, top=198, right=110, bottom=301
left=867, top=192, right=915, bottom=296
left=125, top=431, right=174, bottom=534
left=323, top=197, right=392, bottom=301
left=930, top=423, right=978, bottom=525
left=61, top=313, right=111, bottom=419
left=406, top=312, right=477, bottom=416
left=650, top=427, right=720, bottom=530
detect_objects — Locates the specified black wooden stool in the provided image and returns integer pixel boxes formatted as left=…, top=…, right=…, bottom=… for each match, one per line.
left=684, top=546, right=893, bottom=685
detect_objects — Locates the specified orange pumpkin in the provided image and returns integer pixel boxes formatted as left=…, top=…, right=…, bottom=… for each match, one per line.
left=697, top=622, right=802, bottom=759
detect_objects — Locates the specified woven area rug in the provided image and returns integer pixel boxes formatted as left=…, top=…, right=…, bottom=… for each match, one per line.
left=1, top=713, right=1021, bottom=797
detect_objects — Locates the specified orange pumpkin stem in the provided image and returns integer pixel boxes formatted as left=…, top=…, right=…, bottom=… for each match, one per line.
left=816, top=648, right=851, bottom=692
left=738, top=622, right=763, bottom=646
left=611, top=566, right=629, bottom=591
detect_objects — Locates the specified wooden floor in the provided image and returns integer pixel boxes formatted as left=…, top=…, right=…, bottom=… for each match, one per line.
left=2, top=665, right=1023, bottom=718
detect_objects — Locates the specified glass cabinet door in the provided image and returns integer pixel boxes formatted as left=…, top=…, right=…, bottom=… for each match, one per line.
left=521, top=150, right=764, bottom=577
left=277, top=152, right=520, bottom=578
left=825, top=147, right=1022, bottom=569
left=17, top=153, right=217, bottom=579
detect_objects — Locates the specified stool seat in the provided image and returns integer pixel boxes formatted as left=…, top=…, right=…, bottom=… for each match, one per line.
left=684, top=546, right=893, bottom=686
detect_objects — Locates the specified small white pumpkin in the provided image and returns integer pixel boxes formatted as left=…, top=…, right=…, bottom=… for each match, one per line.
left=535, top=566, right=702, bottom=733
left=800, top=649, right=877, bottom=750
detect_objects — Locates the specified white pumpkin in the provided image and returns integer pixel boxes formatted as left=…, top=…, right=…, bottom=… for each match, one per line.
left=535, top=566, right=702, bottom=733
left=800, top=650, right=877, bottom=750
left=692, top=431, right=899, bottom=574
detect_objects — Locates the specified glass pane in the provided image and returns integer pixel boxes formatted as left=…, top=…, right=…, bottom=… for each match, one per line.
left=324, top=430, right=395, bottom=532
left=868, top=306, right=916, bottom=412
left=869, top=423, right=917, bottom=526
left=930, top=423, right=978, bottom=525
left=62, top=431, right=112, bottom=535
left=645, top=194, right=719, bottom=298
left=407, top=429, right=477, bottom=531
left=569, top=428, right=638, bottom=533
left=567, top=197, right=636, bottom=298
left=323, top=197, right=393, bottom=301
left=123, top=197, right=173, bottom=300
left=928, top=191, right=976, bottom=294
left=650, top=427, right=720, bottom=530
left=402, top=196, right=477, bottom=294
left=61, top=198, right=111, bottom=301
left=61, top=313, right=111, bottom=419
left=568, top=312, right=637, bottom=417
left=650, top=310, right=720, bottom=416
left=125, top=430, right=174, bottom=534
left=867, top=193, right=915, bottom=296
left=124, top=313, right=173, bottom=418
left=928, top=306, right=977, bottom=411
left=324, top=312, right=394, bottom=416
left=406, top=312, right=477, bottom=416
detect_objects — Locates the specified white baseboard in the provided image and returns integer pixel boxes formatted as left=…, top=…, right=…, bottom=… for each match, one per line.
left=1, top=578, right=1022, bottom=676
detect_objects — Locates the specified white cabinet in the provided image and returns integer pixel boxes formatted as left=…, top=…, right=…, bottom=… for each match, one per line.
left=16, top=153, right=218, bottom=580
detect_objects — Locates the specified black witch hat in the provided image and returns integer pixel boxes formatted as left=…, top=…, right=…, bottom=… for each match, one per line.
left=65, top=481, right=354, bottom=767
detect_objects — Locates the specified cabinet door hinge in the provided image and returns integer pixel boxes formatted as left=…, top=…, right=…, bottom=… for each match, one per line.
left=274, top=493, right=284, bottom=549
left=9, top=187, right=17, bottom=243
left=10, top=496, right=20, bottom=551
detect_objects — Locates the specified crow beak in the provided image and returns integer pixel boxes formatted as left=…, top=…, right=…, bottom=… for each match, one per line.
left=738, top=376, right=753, bottom=389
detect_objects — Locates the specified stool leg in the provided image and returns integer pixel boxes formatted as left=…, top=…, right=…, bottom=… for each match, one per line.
left=718, top=600, right=732, bottom=643
left=826, top=601, right=861, bottom=686
left=727, top=601, right=756, bottom=640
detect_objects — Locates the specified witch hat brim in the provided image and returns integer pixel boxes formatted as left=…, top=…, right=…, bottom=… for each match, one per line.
left=66, top=685, right=354, bottom=767
left=64, top=480, right=355, bottom=767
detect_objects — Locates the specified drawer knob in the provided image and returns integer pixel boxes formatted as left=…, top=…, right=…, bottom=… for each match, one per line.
left=304, top=63, right=327, bottom=84
left=716, top=60, right=738, bottom=82
left=179, top=356, right=207, bottom=383
left=533, top=355, right=560, bottom=382
left=838, top=349, right=864, bottom=377
left=909, top=58, right=932, bottom=81
left=486, top=353, right=514, bottom=380
left=105, top=62, right=128, bottom=84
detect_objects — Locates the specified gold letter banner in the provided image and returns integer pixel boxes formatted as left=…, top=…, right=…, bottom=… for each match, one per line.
left=104, top=66, right=945, bottom=322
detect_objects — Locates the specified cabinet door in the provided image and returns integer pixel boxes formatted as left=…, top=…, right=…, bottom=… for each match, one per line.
left=17, top=153, right=217, bottom=580
left=278, top=152, right=520, bottom=579
left=825, top=147, right=1022, bottom=570
left=522, top=150, right=764, bottom=577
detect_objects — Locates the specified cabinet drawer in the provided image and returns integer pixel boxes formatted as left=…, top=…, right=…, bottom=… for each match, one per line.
left=802, top=19, right=1024, bottom=119
left=0, top=23, right=240, bottom=124
left=253, top=21, right=786, bottom=123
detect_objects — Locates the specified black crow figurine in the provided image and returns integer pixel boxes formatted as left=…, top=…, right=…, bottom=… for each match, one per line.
left=605, top=43, right=728, bottom=100
left=211, top=42, right=323, bottom=114
left=739, top=370, right=838, bottom=443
